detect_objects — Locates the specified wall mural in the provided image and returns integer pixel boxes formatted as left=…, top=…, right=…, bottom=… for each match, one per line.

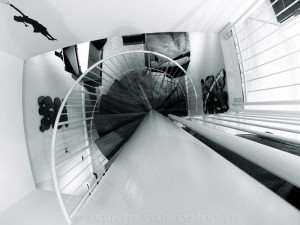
left=145, top=32, right=190, bottom=78
left=201, top=69, right=229, bottom=114
left=1, top=0, right=57, bottom=41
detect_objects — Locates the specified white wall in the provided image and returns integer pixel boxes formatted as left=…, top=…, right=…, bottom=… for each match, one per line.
left=23, top=52, right=75, bottom=191
left=23, top=52, right=95, bottom=196
left=0, top=51, right=35, bottom=212
left=187, top=32, right=225, bottom=114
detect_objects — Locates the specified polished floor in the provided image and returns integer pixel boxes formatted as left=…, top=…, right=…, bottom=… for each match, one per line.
left=76, top=110, right=300, bottom=225
left=0, top=190, right=67, bottom=225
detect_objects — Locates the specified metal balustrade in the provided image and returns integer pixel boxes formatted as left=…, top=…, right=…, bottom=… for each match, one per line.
left=51, top=50, right=197, bottom=224
left=218, top=0, right=300, bottom=146
left=169, top=114, right=300, bottom=189
left=229, top=0, right=300, bottom=105
left=192, top=112, right=300, bottom=146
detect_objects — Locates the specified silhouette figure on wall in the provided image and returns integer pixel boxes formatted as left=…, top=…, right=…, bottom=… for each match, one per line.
left=9, top=3, right=57, bottom=41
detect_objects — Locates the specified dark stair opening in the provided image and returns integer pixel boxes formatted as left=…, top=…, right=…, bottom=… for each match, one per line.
left=86, top=69, right=189, bottom=161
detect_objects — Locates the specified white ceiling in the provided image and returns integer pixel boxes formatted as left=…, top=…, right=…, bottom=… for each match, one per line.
left=0, top=0, right=257, bottom=59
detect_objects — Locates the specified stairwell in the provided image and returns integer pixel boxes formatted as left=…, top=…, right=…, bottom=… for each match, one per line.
left=50, top=50, right=197, bottom=224
left=94, top=68, right=188, bottom=161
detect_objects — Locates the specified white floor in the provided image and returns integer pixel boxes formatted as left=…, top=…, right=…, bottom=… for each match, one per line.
left=74, top=110, right=300, bottom=225
left=0, top=190, right=67, bottom=225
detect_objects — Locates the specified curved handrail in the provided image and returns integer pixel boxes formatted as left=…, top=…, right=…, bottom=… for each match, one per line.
left=51, top=50, right=197, bottom=224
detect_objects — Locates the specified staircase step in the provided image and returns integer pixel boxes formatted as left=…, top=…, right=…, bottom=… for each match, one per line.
left=104, top=91, right=144, bottom=109
left=156, top=86, right=178, bottom=110
left=134, top=71, right=166, bottom=107
left=95, top=112, right=146, bottom=120
left=137, top=71, right=154, bottom=95
left=114, top=78, right=147, bottom=107
left=94, top=117, right=144, bottom=159
left=160, top=96, right=186, bottom=111
left=136, top=83, right=152, bottom=110
left=108, top=80, right=139, bottom=101
left=94, top=112, right=146, bottom=136
left=121, top=73, right=140, bottom=95
left=95, top=64, right=188, bottom=156
left=151, top=75, right=167, bottom=98
left=99, top=94, right=145, bottom=114
left=153, top=75, right=170, bottom=100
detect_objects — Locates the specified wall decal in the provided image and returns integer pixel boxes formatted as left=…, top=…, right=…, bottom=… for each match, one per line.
left=201, top=69, right=229, bottom=114
left=55, top=51, right=63, bottom=61
left=1, top=0, right=57, bottom=41
left=145, top=32, right=190, bottom=78
left=38, top=96, right=68, bottom=132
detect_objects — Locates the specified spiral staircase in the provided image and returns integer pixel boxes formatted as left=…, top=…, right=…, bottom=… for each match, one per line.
left=51, top=50, right=197, bottom=224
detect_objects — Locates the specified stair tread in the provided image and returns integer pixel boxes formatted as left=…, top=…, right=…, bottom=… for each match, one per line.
left=156, top=86, right=178, bottom=110
left=100, top=95, right=146, bottom=114
left=97, top=116, right=143, bottom=141
left=94, top=112, right=146, bottom=120
left=94, top=112, right=146, bottom=136
left=94, top=117, right=144, bottom=158
left=101, top=94, right=144, bottom=108
left=95, top=68, right=188, bottom=158
left=108, top=80, right=141, bottom=101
